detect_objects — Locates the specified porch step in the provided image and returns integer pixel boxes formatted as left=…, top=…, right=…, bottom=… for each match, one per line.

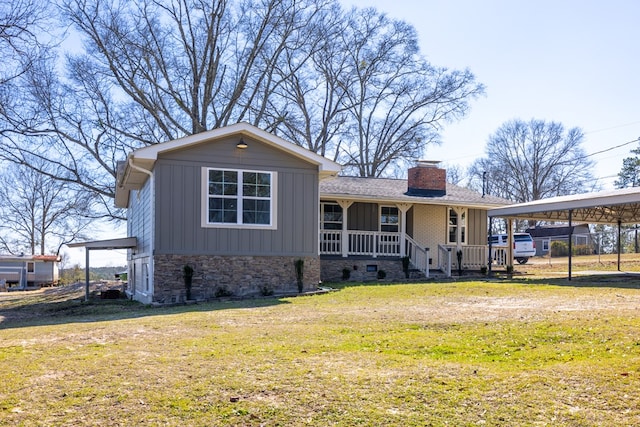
left=408, top=268, right=426, bottom=279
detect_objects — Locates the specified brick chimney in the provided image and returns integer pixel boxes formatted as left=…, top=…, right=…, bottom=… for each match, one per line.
left=406, top=160, right=446, bottom=197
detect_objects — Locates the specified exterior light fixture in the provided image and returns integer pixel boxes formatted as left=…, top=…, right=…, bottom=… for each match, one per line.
left=236, top=138, right=248, bottom=149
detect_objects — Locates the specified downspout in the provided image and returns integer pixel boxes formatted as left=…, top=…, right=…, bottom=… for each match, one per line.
left=128, top=157, right=154, bottom=179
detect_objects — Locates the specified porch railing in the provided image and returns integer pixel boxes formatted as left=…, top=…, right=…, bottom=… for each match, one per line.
left=443, top=245, right=488, bottom=269
left=437, top=245, right=452, bottom=277
left=491, top=247, right=508, bottom=267
left=320, top=231, right=489, bottom=277
left=320, top=230, right=400, bottom=257
left=405, top=236, right=429, bottom=278
left=320, top=230, right=342, bottom=255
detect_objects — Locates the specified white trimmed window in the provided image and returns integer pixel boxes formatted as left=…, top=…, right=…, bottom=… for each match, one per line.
left=447, top=208, right=467, bottom=244
left=202, top=168, right=276, bottom=228
left=380, top=206, right=399, bottom=233
left=321, top=203, right=343, bottom=230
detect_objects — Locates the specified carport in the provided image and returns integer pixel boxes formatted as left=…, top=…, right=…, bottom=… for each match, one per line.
left=67, top=237, right=137, bottom=301
left=488, top=186, right=640, bottom=279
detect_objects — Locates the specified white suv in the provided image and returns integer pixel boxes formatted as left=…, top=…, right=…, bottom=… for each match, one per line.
left=490, top=233, right=536, bottom=264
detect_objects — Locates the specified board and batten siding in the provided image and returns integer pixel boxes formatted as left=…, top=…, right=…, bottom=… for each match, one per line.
left=128, top=176, right=153, bottom=257
left=466, top=208, right=488, bottom=246
left=153, top=136, right=320, bottom=256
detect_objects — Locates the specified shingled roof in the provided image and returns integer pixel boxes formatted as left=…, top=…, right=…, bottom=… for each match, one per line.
left=320, top=176, right=509, bottom=209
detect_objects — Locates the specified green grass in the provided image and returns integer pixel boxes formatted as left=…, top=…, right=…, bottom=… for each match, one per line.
left=1, top=280, right=640, bottom=426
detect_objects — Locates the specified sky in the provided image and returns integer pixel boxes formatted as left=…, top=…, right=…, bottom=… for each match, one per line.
left=343, top=0, right=640, bottom=189
left=65, top=0, right=640, bottom=267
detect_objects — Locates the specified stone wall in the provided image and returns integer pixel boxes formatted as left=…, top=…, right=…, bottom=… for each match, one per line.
left=320, top=258, right=407, bottom=282
left=153, top=254, right=320, bottom=303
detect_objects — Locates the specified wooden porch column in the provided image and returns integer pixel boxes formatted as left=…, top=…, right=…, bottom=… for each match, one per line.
left=336, top=200, right=353, bottom=258
left=396, top=203, right=412, bottom=257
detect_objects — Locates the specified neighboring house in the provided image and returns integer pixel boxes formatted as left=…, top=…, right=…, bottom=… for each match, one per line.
left=0, top=254, right=61, bottom=288
left=525, top=225, right=593, bottom=256
left=115, top=123, right=508, bottom=304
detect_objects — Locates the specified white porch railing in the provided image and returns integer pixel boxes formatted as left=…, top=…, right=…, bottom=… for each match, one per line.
left=320, top=230, right=401, bottom=257
left=320, top=230, right=342, bottom=255
left=437, top=245, right=452, bottom=277
left=491, top=247, right=508, bottom=267
left=405, top=236, right=429, bottom=278
left=443, top=245, right=488, bottom=270
left=320, top=231, right=490, bottom=278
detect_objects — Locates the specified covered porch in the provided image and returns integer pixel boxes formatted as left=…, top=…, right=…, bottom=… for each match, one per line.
left=319, top=199, right=491, bottom=278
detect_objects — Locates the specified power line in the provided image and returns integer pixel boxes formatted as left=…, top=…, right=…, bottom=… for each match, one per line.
left=581, top=137, right=639, bottom=160
left=585, top=121, right=640, bottom=135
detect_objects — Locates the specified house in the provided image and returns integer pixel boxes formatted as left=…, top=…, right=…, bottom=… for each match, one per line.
left=0, top=254, right=61, bottom=289
left=115, top=123, right=508, bottom=304
left=115, top=123, right=341, bottom=304
left=525, top=224, right=593, bottom=256
left=318, top=161, right=508, bottom=281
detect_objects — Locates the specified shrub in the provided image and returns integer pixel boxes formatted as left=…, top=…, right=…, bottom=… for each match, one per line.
left=551, top=241, right=569, bottom=257
left=214, top=286, right=232, bottom=298
left=377, top=270, right=386, bottom=280
left=401, top=256, right=410, bottom=278
left=295, top=259, right=304, bottom=293
left=260, top=285, right=274, bottom=296
left=342, top=268, right=351, bottom=280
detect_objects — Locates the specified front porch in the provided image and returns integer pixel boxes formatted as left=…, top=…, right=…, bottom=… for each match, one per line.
left=320, top=230, right=492, bottom=278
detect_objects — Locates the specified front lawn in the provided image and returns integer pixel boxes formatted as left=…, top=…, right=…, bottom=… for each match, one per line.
left=1, top=279, right=639, bottom=426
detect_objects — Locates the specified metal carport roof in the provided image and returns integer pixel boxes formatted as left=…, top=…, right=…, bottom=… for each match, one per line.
left=488, top=186, right=640, bottom=224
left=487, top=187, right=640, bottom=279
left=67, top=237, right=137, bottom=301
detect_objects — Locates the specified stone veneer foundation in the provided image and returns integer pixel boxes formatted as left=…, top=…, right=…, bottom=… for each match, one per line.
left=320, top=258, right=409, bottom=282
left=153, top=254, right=320, bottom=303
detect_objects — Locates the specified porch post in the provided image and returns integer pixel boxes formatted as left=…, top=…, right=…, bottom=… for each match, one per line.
left=506, top=218, right=514, bottom=267
left=337, top=200, right=353, bottom=258
left=396, top=203, right=412, bottom=257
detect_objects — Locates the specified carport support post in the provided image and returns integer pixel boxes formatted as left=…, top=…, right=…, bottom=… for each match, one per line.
left=568, top=210, right=572, bottom=281
left=84, top=248, right=90, bottom=302
left=488, top=217, right=493, bottom=276
left=618, top=219, right=622, bottom=271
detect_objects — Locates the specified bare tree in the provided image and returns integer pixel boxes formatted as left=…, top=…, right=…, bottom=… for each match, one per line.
left=270, top=7, right=483, bottom=177
left=0, top=0, right=484, bottom=217
left=0, top=0, right=50, bottom=86
left=0, top=162, right=95, bottom=256
left=469, top=119, right=597, bottom=204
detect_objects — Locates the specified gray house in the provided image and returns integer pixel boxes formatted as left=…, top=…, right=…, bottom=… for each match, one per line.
left=525, top=225, right=593, bottom=256
left=0, top=254, right=61, bottom=288
left=115, top=123, right=341, bottom=303
left=116, top=123, right=508, bottom=304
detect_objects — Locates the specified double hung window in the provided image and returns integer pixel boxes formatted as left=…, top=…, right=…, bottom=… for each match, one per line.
left=321, top=203, right=343, bottom=230
left=380, top=206, right=399, bottom=232
left=447, top=208, right=467, bottom=244
left=204, top=168, right=276, bottom=228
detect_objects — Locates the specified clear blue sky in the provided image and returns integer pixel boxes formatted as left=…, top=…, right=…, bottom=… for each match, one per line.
left=343, top=0, right=640, bottom=189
